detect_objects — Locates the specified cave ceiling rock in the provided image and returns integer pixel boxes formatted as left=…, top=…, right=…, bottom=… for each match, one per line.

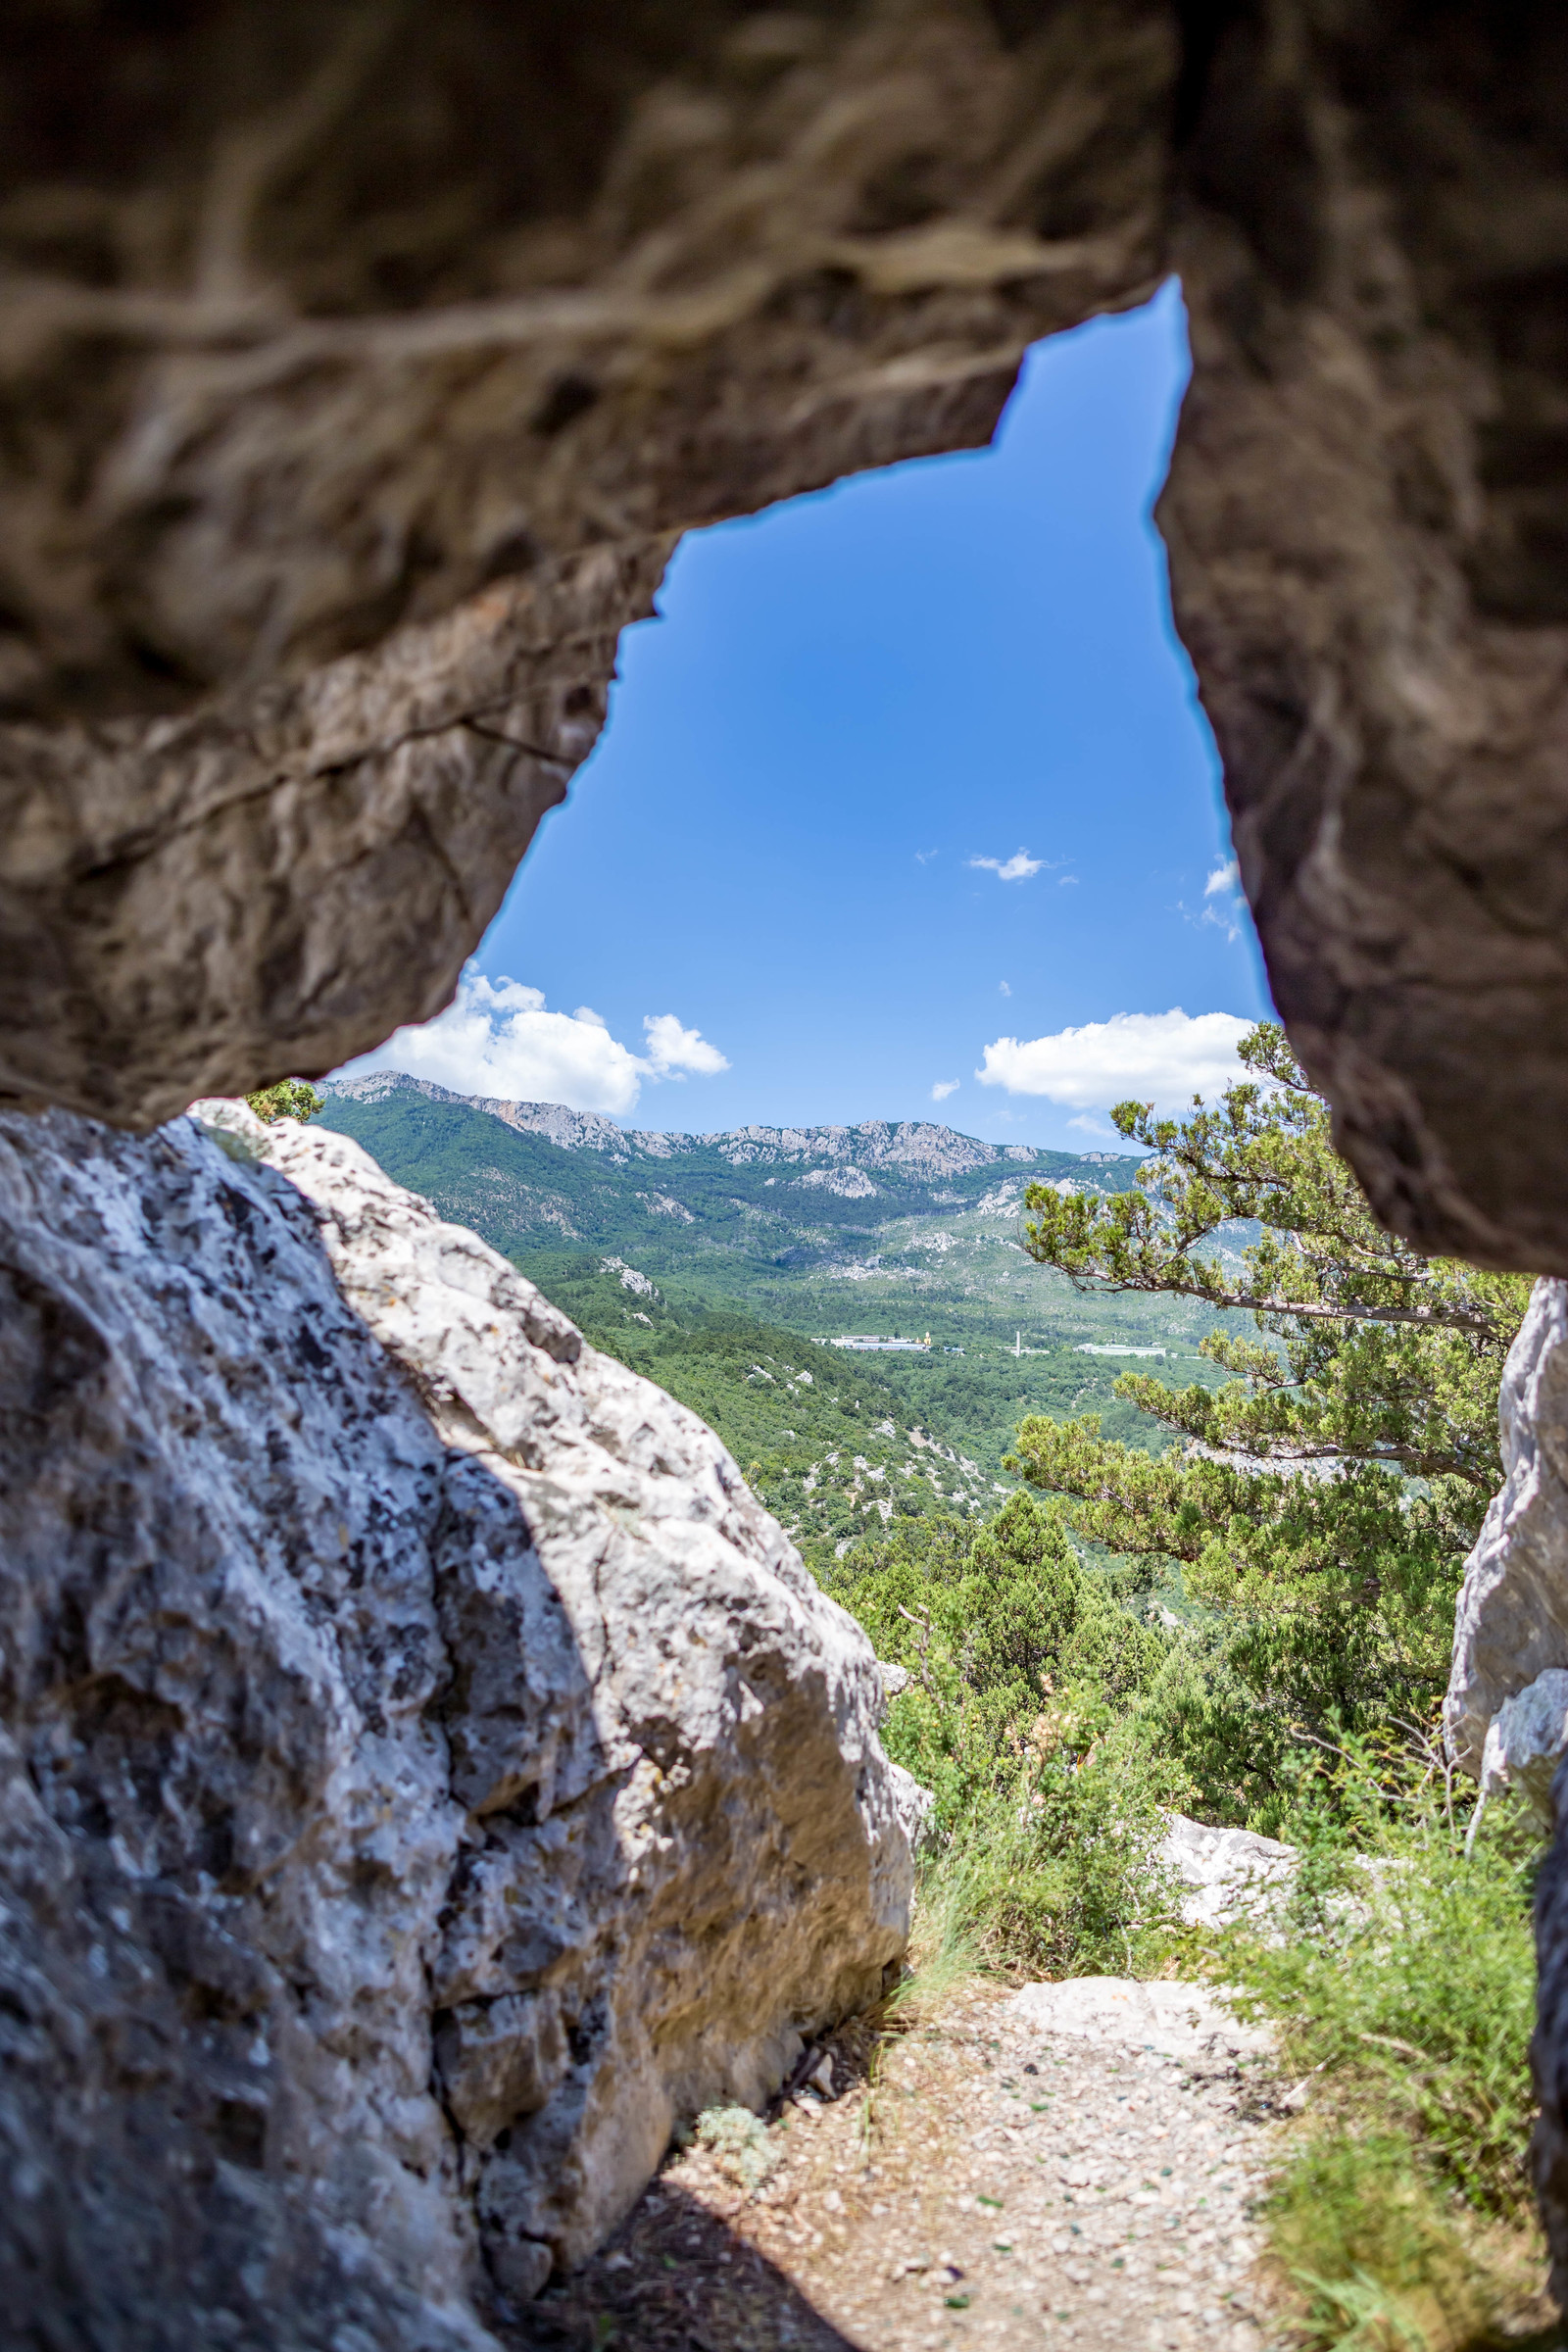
left=5, top=4, right=1568, bottom=1256
left=1161, top=11, right=1568, bottom=1272
left=0, top=0, right=1170, bottom=1114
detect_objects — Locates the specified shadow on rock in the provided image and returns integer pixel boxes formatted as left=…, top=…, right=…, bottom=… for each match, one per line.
left=519, top=2185, right=861, bottom=2352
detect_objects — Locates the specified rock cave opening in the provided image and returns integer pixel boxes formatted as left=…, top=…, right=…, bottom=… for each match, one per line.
left=8, top=7, right=1568, bottom=2347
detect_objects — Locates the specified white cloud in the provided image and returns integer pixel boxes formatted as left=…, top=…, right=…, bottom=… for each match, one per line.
left=643, top=1012, right=729, bottom=1078
left=1180, top=855, right=1247, bottom=941
left=347, top=968, right=727, bottom=1116
left=969, top=849, right=1044, bottom=883
left=915, top=848, right=939, bottom=864
left=999, top=980, right=1011, bottom=997
left=931, top=1079, right=960, bottom=1102
left=976, top=1007, right=1258, bottom=1112
left=1068, top=1111, right=1115, bottom=1138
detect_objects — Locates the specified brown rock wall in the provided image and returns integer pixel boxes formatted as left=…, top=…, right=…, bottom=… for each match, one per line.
left=0, top=0, right=1173, bottom=1120
left=1163, top=7, right=1568, bottom=1267
left=11, top=6, right=1568, bottom=1268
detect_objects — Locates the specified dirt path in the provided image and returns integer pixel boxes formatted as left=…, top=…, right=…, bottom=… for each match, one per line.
left=525, top=1980, right=1288, bottom=2351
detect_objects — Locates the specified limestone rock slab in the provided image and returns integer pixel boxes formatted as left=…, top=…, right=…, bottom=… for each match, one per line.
left=1156, top=1812, right=1298, bottom=1933
left=0, top=1102, right=912, bottom=2344
left=1446, top=1280, right=1568, bottom=1778
left=1008, top=1977, right=1274, bottom=2064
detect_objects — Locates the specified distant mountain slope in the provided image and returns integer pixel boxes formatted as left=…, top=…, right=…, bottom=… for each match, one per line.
left=530, top=1256, right=1004, bottom=1574
left=313, top=1075, right=1227, bottom=1564
left=330, top=1070, right=1126, bottom=1180
left=314, top=1073, right=1225, bottom=1366
left=318, top=1072, right=1142, bottom=1272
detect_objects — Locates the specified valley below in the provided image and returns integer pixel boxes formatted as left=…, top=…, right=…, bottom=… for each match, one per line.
left=317, top=1073, right=1241, bottom=1575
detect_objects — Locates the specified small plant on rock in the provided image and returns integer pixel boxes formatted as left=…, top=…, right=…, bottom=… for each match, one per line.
left=692, top=2105, right=781, bottom=2195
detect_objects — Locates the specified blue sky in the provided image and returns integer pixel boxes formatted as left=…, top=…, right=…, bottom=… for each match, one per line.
left=361, top=280, right=1274, bottom=1147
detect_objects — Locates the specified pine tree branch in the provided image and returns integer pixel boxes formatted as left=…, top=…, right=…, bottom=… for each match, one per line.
left=1054, top=1264, right=1503, bottom=1338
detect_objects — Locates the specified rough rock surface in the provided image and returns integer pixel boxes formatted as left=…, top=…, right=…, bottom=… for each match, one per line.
left=5, top=7, right=1568, bottom=1259
left=1156, top=1813, right=1297, bottom=1933
left=0, top=1100, right=913, bottom=2344
left=0, top=0, right=1170, bottom=1125
left=1447, top=1279, right=1568, bottom=1780
left=0, top=544, right=663, bottom=1129
left=1446, top=1277, right=1568, bottom=2289
left=1482, top=1671, right=1568, bottom=1821
left=1163, top=8, right=1568, bottom=1268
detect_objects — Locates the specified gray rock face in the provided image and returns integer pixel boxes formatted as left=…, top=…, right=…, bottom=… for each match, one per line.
left=0, top=1101, right=911, bottom=2345
left=1483, top=1673, right=1568, bottom=1824
left=1156, top=1813, right=1297, bottom=1934
left=1444, top=1279, right=1568, bottom=2286
left=1446, top=1280, right=1568, bottom=1781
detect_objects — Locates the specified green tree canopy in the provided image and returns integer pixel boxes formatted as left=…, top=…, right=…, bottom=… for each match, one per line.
left=1010, top=1023, right=1531, bottom=1811
left=246, top=1078, right=324, bottom=1124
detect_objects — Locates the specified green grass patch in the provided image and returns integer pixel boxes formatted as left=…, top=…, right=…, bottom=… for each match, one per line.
left=1203, top=1736, right=1544, bottom=2350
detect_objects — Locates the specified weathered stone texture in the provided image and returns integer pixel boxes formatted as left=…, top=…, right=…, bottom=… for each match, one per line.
left=0, top=542, right=666, bottom=1128
left=1447, top=1280, right=1568, bottom=1781
left=8, top=7, right=1568, bottom=1260
left=1446, top=1280, right=1568, bottom=2291
left=0, top=0, right=1171, bottom=1122
left=0, top=1102, right=911, bottom=2344
left=1163, top=10, right=1568, bottom=1267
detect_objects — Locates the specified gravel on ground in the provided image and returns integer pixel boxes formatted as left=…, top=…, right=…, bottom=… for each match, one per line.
left=524, top=1980, right=1289, bottom=2351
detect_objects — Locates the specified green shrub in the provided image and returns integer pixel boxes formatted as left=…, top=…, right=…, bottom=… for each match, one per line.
left=1267, top=2131, right=1487, bottom=2352
left=833, top=1501, right=1183, bottom=1976
left=1202, top=1733, right=1541, bottom=2347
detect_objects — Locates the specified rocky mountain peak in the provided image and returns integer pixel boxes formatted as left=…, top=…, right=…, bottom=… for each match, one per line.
left=321, top=1076, right=1120, bottom=1183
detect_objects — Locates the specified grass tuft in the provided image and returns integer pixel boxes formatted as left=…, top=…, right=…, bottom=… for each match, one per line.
left=883, top=1860, right=992, bottom=2026
left=1202, top=1734, right=1544, bottom=2350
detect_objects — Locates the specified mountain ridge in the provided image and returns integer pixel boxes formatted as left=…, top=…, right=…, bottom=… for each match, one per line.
left=310, top=1073, right=1225, bottom=1557
left=323, top=1069, right=1136, bottom=1184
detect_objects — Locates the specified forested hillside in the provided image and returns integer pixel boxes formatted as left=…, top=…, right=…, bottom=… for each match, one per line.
left=314, top=1074, right=1236, bottom=1561
left=535, top=1258, right=1000, bottom=1575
